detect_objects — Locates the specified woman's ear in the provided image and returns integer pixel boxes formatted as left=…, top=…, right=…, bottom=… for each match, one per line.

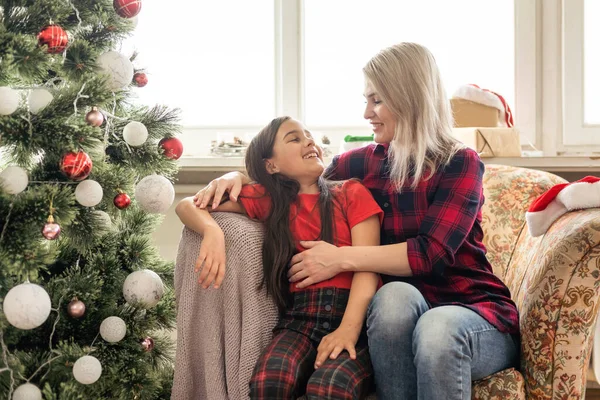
left=264, top=159, right=279, bottom=175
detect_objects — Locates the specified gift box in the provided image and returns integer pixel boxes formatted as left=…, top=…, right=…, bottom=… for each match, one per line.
left=450, top=98, right=499, bottom=128
left=452, top=127, right=522, bottom=158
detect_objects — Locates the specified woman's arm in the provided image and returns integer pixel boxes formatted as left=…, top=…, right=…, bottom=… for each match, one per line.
left=314, top=215, right=380, bottom=368
left=192, top=172, right=252, bottom=209
left=176, top=196, right=245, bottom=234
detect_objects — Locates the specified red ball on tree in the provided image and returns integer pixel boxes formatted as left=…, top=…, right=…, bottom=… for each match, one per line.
left=60, top=151, right=92, bottom=181
left=114, top=192, right=131, bottom=209
left=114, top=0, right=142, bottom=18
left=133, top=72, right=148, bottom=87
left=38, top=25, right=68, bottom=54
left=159, top=137, right=184, bottom=160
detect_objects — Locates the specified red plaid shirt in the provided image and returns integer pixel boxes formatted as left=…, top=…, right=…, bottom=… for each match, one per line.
left=325, top=144, right=519, bottom=334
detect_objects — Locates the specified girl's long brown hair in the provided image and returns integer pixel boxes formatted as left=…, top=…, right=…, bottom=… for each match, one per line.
left=244, top=116, right=338, bottom=314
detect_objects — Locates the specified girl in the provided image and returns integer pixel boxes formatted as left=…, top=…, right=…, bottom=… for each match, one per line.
left=176, top=116, right=383, bottom=399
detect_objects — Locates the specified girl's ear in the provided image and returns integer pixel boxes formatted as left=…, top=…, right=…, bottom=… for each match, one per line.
left=264, top=159, right=279, bottom=175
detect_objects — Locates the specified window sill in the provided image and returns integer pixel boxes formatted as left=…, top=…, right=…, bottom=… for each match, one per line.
left=177, top=155, right=600, bottom=172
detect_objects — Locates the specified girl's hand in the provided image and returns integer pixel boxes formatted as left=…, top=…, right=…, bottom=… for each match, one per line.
left=195, top=226, right=227, bottom=289
left=288, top=241, right=347, bottom=289
left=193, top=172, right=246, bottom=210
left=314, top=325, right=360, bottom=369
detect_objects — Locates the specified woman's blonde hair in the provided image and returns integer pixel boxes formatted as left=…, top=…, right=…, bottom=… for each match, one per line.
left=363, top=42, right=463, bottom=191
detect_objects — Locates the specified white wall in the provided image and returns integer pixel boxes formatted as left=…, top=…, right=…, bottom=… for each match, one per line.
left=151, top=188, right=196, bottom=262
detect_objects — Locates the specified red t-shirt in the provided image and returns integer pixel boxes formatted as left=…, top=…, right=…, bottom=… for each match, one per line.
left=238, top=180, right=383, bottom=292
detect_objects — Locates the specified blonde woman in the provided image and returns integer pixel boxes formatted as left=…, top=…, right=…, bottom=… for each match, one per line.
left=195, top=43, right=519, bottom=400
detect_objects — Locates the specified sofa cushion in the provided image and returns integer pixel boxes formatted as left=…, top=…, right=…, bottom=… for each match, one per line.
left=472, top=367, right=526, bottom=400
left=481, top=164, right=565, bottom=291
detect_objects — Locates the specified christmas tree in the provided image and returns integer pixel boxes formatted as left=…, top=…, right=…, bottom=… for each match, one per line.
left=0, top=1, right=183, bottom=398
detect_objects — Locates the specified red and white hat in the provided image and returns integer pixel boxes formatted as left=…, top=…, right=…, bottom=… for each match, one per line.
left=526, top=176, right=600, bottom=237
left=452, top=84, right=514, bottom=127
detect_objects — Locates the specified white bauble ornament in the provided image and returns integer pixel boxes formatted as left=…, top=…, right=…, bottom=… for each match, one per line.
left=75, top=180, right=103, bottom=207
left=0, top=86, right=20, bottom=115
left=27, top=88, right=53, bottom=114
left=93, top=210, right=112, bottom=230
left=12, top=383, right=42, bottom=400
left=0, top=166, right=28, bottom=194
left=3, top=283, right=51, bottom=330
left=129, top=15, right=139, bottom=28
left=99, top=316, right=127, bottom=343
left=97, top=51, right=134, bottom=91
left=134, top=175, right=174, bottom=214
left=123, top=269, right=164, bottom=308
left=72, top=355, right=102, bottom=384
left=122, top=121, right=148, bottom=146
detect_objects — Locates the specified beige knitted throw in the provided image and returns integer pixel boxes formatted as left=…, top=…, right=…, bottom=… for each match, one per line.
left=172, top=212, right=279, bottom=400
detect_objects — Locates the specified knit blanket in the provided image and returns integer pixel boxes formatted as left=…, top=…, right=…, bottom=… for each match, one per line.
left=172, top=212, right=279, bottom=400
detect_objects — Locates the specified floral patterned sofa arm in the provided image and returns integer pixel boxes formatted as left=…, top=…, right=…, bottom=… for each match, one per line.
left=509, top=209, right=600, bottom=399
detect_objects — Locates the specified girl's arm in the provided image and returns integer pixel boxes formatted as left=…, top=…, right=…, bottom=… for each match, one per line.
left=314, top=214, right=380, bottom=368
left=175, top=196, right=245, bottom=289
left=176, top=196, right=245, bottom=235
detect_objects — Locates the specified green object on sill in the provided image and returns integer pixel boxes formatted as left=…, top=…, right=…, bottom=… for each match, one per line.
left=344, top=134, right=374, bottom=142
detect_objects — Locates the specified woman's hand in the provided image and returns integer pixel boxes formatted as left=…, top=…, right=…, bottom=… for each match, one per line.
left=288, top=241, right=348, bottom=289
left=314, top=325, right=360, bottom=368
left=195, top=226, right=227, bottom=289
left=193, top=171, right=247, bottom=210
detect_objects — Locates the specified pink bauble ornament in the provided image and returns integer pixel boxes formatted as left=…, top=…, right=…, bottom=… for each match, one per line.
left=141, top=336, right=154, bottom=352
left=133, top=72, right=148, bottom=87
left=85, top=107, right=104, bottom=127
left=158, top=137, right=183, bottom=160
left=114, top=192, right=131, bottom=209
left=60, top=151, right=92, bottom=181
left=114, top=0, right=142, bottom=18
left=67, top=298, right=86, bottom=318
left=42, top=215, right=61, bottom=240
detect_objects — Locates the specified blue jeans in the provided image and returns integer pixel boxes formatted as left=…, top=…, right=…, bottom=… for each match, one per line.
left=366, top=282, right=519, bottom=400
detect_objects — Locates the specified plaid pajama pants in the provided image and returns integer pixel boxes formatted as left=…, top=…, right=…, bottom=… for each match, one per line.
left=249, top=287, right=374, bottom=400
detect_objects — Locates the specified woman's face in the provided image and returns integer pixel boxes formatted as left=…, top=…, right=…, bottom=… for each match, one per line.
left=364, top=82, right=396, bottom=143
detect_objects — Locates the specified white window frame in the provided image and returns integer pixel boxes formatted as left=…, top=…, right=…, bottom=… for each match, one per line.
left=183, top=0, right=549, bottom=157
left=562, top=0, right=600, bottom=148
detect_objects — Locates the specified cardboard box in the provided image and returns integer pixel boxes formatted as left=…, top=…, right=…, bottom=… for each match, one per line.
left=452, top=127, right=522, bottom=158
left=450, top=98, right=499, bottom=127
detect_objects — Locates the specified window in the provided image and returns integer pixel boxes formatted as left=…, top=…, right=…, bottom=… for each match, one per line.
left=563, top=0, right=600, bottom=146
left=303, top=0, right=514, bottom=128
left=123, top=1, right=275, bottom=127
left=121, top=1, right=600, bottom=157
left=584, top=0, right=600, bottom=125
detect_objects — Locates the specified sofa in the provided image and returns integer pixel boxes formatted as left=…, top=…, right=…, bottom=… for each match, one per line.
left=172, top=164, right=600, bottom=399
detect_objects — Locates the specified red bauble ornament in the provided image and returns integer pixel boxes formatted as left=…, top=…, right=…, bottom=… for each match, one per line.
left=141, top=336, right=154, bottom=352
left=159, top=137, right=184, bottom=160
left=42, top=215, right=61, bottom=240
left=85, top=107, right=104, bottom=127
left=133, top=72, right=148, bottom=87
left=60, top=151, right=92, bottom=181
left=67, top=298, right=86, bottom=318
left=114, top=0, right=142, bottom=18
left=37, top=25, right=68, bottom=54
left=114, top=192, right=131, bottom=209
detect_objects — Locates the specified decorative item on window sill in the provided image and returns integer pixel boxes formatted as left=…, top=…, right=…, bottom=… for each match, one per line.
left=210, top=136, right=249, bottom=157
left=320, top=135, right=332, bottom=157
left=340, top=134, right=374, bottom=153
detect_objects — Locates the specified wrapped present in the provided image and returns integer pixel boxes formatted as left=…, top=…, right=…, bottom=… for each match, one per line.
left=451, top=84, right=514, bottom=128
left=452, top=127, right=521, bottom=158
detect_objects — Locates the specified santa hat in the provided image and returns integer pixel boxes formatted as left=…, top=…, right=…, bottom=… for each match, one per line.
left=526, top=176, right=600, bottom=237
left=452, top=84, right=514, bottom=127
